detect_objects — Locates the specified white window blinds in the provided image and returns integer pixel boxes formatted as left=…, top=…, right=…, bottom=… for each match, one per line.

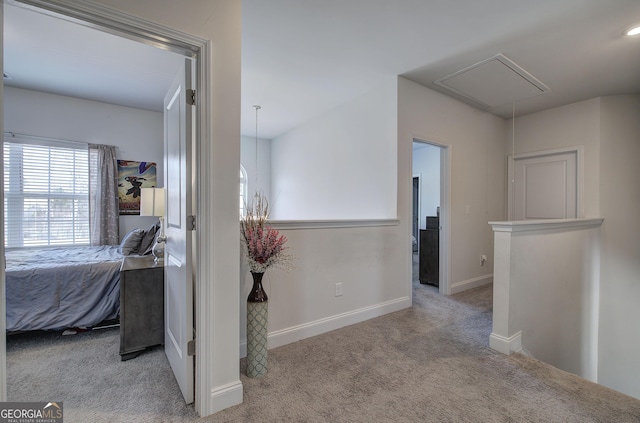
left=4, top=135, right=91, bottom=248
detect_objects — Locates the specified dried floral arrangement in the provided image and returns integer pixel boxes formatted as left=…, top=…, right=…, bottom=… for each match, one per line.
left=241, top=193, right=292, bottom=273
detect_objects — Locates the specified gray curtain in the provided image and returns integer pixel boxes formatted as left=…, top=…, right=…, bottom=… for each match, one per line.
left=89, top=144, right=119, bottom=246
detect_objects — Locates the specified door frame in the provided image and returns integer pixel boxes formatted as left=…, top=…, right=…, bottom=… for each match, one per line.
left=507, top=146, right=584, bottom=220
left=1, top=0, right=217, bottom=415
left=412, top=175, right=421, bottom=253
left=411, top=137, right=451, bottom=295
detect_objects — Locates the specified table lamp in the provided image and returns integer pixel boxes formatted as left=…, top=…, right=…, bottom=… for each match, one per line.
left=140, top=187, right=166, bottom=263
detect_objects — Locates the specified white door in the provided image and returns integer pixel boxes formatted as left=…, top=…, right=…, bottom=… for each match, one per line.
left=511, top=150, right=578, bottom=220
left=164, top=58, right=194, bottom=404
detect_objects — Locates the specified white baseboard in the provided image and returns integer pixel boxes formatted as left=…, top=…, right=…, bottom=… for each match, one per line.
left=519, top=345, right=534, bottom=358
left=450, top=274, right=493, bottom=294
left=489, top=331, right=522, bottom=355
left=240, top=296, right=412, bottom=357
left=205, top=380, right=243, bottom=416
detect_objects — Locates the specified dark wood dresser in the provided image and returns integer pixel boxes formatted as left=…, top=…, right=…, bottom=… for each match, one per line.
left=419, top=216, right=439, bottom=286
left=119, top=255, right=164, bottom=360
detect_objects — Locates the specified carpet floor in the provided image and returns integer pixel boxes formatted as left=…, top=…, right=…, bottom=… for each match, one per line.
left=6, top=327, right=198, bottom=422
left=214, top=284, right=640, bottom=422
left=7, top=279, right=640, bottom=422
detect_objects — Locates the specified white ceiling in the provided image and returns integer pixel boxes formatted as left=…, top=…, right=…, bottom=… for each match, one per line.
left=4, top=1, right=640, bottom=140
left=3, top=3, right=185, bottom=113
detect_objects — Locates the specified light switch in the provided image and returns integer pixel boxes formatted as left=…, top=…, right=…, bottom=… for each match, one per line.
left=465, top=205, right=471, bottom=215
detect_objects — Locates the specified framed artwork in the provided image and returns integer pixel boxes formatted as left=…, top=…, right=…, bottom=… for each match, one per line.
left=117, top=160, right=157, bottom=215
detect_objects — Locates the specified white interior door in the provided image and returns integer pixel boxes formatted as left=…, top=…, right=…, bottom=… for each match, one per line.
left=164, top=58, right=194, bottom=404
left=511, top=150, right=578, bottom=220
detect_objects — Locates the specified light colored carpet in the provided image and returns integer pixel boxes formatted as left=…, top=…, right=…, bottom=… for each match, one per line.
left=7, top=282, right=640, bottom=422
left=215, top=284, right=640, bottom=422
left=6, top=327, right=198, bottom=422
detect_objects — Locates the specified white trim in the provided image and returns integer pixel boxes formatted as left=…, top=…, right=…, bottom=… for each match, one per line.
left=489, top=331, right=522, bottom=355
left=239, top=296, right=412, bottom=357
left=271, top=219, right=399, bottom=230
left=194, top=40, right=230, bottom=417
left=208, top=381, right=243, bottom=414
left=439, top=144, right=451, bottom=295
left=9, top=0, right=200, bottom=55
left=412, top=173, right=422, bottom=232
left=434, top=54, right=550, bottom=110
left=489, top=218, right=603, bottom=233
left=449, top=274, right=493, bottom=294
left=411, top=173, right=422, bottom=256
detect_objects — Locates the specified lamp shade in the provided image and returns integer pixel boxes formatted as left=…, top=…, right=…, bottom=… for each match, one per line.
left=140, top=188, right=165, bottom=217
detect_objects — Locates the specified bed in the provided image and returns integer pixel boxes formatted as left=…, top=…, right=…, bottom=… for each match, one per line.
left=5, top=246, right=123, bottom=332
left=5, top=223, right=160, bottom=333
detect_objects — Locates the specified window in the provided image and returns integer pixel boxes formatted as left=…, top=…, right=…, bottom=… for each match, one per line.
left=4, top=136, right=91, bottom=248
left=239, top=165, right=248, bottom=218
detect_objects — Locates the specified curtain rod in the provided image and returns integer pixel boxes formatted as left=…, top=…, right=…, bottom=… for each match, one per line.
left=3, top=131, right=115, bottom=148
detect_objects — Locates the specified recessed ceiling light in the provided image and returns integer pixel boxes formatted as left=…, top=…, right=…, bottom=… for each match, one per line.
left=627, top=25, right=640, bottom=36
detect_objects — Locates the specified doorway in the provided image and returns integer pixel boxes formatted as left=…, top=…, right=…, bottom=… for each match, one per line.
left=2, top=0, right=201, bottom=409
left=412, top=140, right=447, bottom=293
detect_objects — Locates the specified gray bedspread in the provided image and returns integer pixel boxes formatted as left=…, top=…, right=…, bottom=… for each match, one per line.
left=6, top=246, right=124, bottom=332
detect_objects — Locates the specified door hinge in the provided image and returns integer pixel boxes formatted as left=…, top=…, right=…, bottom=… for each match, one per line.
left=187, top=339, right=196, bottom=356
left=187, top=215, right=196, bottom=231
left=187, top=89, right=196, bottom=106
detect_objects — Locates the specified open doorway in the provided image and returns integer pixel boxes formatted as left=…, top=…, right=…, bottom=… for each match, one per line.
left=412, top=140, right=447, bottom=293
left=2, top=0, right=199, bottom=412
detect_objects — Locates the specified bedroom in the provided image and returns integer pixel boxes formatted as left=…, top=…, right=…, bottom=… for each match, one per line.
left=2, top=0, right=191, bottom=406
left=3, top=88, right=166, bottom=329
left=2, top=0, right=640, bottom=419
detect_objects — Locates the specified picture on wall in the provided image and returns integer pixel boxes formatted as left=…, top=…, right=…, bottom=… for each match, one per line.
left=117, top=160, right=157, bottom=215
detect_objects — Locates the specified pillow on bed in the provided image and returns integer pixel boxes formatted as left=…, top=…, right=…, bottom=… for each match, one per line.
left=138, top=221, right=160, bottom=255
left=119, top=228, right=145, bottom=255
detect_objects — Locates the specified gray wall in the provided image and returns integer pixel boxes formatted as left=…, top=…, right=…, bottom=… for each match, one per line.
left=399, top=77, right=506, bottom=293
left=598, top=95, right=640, bottom=398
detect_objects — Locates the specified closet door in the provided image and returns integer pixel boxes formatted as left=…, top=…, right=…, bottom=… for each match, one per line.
left=511, top=150, right=578, bottom=220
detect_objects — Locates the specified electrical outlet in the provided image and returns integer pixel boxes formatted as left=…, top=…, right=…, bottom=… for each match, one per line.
left=481, top=255, right=487, bottom=266
left=335, top=282, right=343, bottom=297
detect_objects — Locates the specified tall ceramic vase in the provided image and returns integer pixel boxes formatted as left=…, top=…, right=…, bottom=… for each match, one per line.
left=247, top=272, right=268, bottom=377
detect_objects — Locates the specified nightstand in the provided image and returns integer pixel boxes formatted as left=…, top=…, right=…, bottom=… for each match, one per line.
left=119, top=255, right=164, bottom=361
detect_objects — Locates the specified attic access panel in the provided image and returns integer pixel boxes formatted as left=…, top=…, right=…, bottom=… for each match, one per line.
left=434, top=54, right=550, bottom=110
